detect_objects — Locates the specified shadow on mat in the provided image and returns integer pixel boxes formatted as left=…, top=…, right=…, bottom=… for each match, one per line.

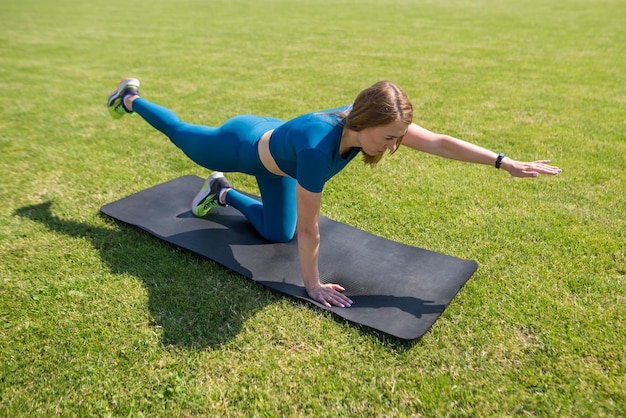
left=257, top=281, right=445, bottom=318
left=14, top=201, right=270, bottom=348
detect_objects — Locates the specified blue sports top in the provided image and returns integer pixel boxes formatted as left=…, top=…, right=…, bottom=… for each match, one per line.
left=269, top=105, right=360, bottom=193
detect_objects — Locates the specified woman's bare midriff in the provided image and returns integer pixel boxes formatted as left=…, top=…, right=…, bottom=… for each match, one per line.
left=258, top=130, right=288, bottom=176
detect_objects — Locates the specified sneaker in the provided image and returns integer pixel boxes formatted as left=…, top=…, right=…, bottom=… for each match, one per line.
left=191, top=172, right=233, bottom=217
left=107, top=78, right=140, bottom=119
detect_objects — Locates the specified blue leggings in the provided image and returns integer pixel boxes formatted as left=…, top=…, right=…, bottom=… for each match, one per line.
left=133, top=97, right=297, bottom=242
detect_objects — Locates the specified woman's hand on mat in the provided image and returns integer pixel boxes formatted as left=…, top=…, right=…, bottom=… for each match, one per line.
left=307, top=283, right=353, bottom=308
left=501, top=159, right=563, bottom=178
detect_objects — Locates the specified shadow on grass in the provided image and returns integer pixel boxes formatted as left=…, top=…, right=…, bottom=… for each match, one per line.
left=14, top=201, right=273, bottom=348
left=15, top=201, right=421, bottom=351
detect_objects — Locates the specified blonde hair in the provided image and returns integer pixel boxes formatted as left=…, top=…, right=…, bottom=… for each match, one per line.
left=344, top=81, right=413, bottom=166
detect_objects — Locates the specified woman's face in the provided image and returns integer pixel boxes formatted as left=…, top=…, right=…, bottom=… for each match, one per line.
left=357, top=119, right=409, bottom=156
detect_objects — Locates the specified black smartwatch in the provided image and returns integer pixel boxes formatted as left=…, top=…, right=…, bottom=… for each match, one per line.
left=495, top=153, right=506, bottom=169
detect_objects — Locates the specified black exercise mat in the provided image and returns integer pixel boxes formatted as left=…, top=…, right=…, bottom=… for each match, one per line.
left=101, top=175, right=477, bottom=340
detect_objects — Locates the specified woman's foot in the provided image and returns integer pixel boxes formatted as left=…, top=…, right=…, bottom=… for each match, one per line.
left=191, top=172, right=233, bottom=217
left=107, top=78, right=140, bottom=119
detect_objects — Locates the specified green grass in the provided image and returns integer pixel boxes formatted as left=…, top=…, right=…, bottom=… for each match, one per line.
left=1, top=0, right=625, bottom=415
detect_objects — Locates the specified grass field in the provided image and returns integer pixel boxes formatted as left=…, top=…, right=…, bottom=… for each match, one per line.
left=1, top=0, right=625, bottom=416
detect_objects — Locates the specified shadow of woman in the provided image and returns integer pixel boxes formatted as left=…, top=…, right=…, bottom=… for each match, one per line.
left=14, top=201, right=273, bottom=348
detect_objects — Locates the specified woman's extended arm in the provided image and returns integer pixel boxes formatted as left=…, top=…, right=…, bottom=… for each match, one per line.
left=402, top=123, right=562, bottom=177
left=296, top=184, right=353, bottom=308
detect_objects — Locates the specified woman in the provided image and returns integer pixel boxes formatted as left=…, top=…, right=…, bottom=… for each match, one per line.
left=107, top=78, right=561, bottom=309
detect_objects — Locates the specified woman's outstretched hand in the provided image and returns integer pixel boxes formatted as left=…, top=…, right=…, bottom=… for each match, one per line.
left=502, top=159, right=563, bottom=178
left=307, top=283, right=353, bottom=308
